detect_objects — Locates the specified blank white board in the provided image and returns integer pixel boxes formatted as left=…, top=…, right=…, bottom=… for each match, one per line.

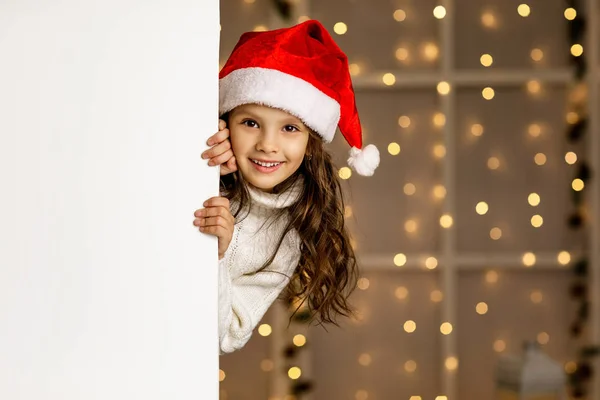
left=0, top=1, right=220, bottom=398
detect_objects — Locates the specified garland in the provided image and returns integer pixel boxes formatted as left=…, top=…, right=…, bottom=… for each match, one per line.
left=565, top=1, right=599, bottom=398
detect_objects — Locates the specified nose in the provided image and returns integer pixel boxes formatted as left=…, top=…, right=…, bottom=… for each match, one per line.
left=255, top=128, right=279, bottom=153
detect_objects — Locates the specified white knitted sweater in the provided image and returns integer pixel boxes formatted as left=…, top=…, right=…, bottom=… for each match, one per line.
left=218, top=177, right=303, bottom=354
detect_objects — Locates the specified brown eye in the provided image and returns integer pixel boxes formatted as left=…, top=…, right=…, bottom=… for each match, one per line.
left=242, top=120, right=258, bottom=128
left=284, top=125, right=299, bottom=132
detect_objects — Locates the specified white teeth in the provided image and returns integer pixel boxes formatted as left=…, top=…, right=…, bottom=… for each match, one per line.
left=252, top=159, right=281, bottom=167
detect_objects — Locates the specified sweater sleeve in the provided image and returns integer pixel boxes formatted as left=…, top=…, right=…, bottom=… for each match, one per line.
left=218, top=232, right=301, bottom=355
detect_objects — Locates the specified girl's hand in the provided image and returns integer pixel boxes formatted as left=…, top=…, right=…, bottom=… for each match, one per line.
left=193, top=196, right=235, bottom=260
left=202, top=119, right=237, bottom=176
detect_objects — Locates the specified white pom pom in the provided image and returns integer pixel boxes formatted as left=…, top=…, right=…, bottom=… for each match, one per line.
left=347, top=144, right=380, bottom=176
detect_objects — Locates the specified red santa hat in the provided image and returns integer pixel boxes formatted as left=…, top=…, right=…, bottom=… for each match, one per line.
left=219, top=19, right=380, bottom=177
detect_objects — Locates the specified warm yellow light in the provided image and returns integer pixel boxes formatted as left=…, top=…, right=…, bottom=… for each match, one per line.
left=333, top=22, right=348, bottom=35
left=437, top=81, right=451, bottom=95
left=530, top=290, right=543, bottom=304
left=398, top=115, right=411, bottom=128
left=476, top=302, right=489, bottom=315
left=394, top=253, right=407, bottom=267
left=480, top=54, right=493, bottom=67
left=349, top=63, right=361, bottom=76
left=436, top=397, right=448, bottom=400
left=433, top=6, right=446, bottom=19
left=425, top=257, right=438, bottom=270
left=345, top=205, right=353, bottom=218
left=219, top=369, right=226, bottom=381
left=522, top=252, right=536, bottom=267
left=517, top=4, right=531, bottom=17
left=358, top=353, right=372, bottom=366
left=258, top=324, right=272, bottom=336
left=433, top=112, right=446, bottom=127
left=471, top=123, right=484, bottom=136
left=534, top=153, right=547, bottom=166
left=396, top=47, right=409, bottom=61
left=293, top=334, right=306, bottom=347
left=404, top=320, right=417, bottom=333
left=528, top=123, right=541, bottom=137
left=433, top=144, right=446, bottom=159
left=537, top=332, right=550, bottom=345
left=565, top=151, right=577, bottom=164
left=423, top=43, right=439, bottom=61
left=253, top=25, right=268, bottom=32
left=393, top=9, right=407, bottom=22
left=493, top=339, right=506, bottom=352
left=405, top=219, right=418, bottom=233
left=440, top=322, right=453, bottom=335
left=490, top=227, right=502, bottom=240
left=404, top=360, right=417, bottom=373
left=388, top=142, right=401, bottom=155
left=572, top=178, right=585, bottom=191
left=445, top=356, right=459, bottom=371
left=383, top=73, right=396, bottom=86
left=571, top=44, right=583, bottom=57
left=431, top=290, right=443, bottom=302
left=487, top=156, right=500, bottom=170
left=566, top=111, right=579, bottom=124
left=356, top=390, right=369, bottom=400
left=476, top=201, right=489, bottom=215
left=565, top=361, right=577, bottom=374
left=357, top=277, right=370, bottom=290
left=531, top=214, right=544, bottom=228
left=564, top=8, right=577, bottom=20
left=288, top=366, right=302, bottom=379
left=531, top=48, right=544, bottom=62
left=261, top=359, right=274, bottom=371
left=339, top=167, right=352, bottom=179
left=528, top=193, right=541, bottom=206
left=395, top=286, right=409, bottom=300
left=558, top=251, right=571, bottom=265
left=433, top=185, right=447, bottom=199
left=409, top=397, right=423, bottom=400
left=486, top=270, right=499, bottom=283
left=527, top=80, right=541, bottom=94
left=481, top=12, right=497, bottom=28
left=440, top=214, right=453, bottom=228
left=404, top=183, right=416, bottom=195
left=482, top=87, right=495, bottom=100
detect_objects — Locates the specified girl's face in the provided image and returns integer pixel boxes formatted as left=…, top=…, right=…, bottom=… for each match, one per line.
left=229, top=104, right=310, bottom=193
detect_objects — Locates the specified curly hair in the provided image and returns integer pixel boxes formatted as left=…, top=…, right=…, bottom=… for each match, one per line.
left=219, top=112, right=359, bottom=329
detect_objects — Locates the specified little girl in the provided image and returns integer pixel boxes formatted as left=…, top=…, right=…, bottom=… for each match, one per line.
left=194, top=20, right=380, bottom=354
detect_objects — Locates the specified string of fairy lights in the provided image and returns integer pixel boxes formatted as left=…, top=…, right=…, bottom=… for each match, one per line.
left=218, top=2, right=597, bottom=400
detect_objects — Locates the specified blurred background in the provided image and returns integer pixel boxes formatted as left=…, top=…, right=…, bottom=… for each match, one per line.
left=217, top=0, right=600, bottom=399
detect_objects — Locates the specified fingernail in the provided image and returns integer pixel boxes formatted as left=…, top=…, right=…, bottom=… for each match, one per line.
left=207, top=139, right=213, bottom=146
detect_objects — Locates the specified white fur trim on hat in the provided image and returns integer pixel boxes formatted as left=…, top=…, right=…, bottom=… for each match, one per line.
left=347, top=144, right=380, bottom=176
left=219, top=67, right=340, bottom=142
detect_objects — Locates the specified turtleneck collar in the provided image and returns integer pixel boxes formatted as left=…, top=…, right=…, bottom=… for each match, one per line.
left=246, top=175, right=304, bottom=210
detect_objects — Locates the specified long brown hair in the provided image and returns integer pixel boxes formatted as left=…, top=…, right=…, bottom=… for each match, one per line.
left=219, top=112, right=359, bottom=328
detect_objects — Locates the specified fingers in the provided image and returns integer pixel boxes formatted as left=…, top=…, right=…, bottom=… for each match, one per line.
left=194, top=214, right=230, bottom=232
left=201, top=139, right=232, bottom=161
left=202, top=196, right=230, bottom=209
left=193, top=197, right=234, bottom=226
left=208, top=149, right=235, bottom=167
left=206, top=124, right=230, bottom=147
left=219, top=119, right=226, bottom=130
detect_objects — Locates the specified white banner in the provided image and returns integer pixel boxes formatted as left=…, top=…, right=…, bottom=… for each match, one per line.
left=0, top=1, right=220, bottom=398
